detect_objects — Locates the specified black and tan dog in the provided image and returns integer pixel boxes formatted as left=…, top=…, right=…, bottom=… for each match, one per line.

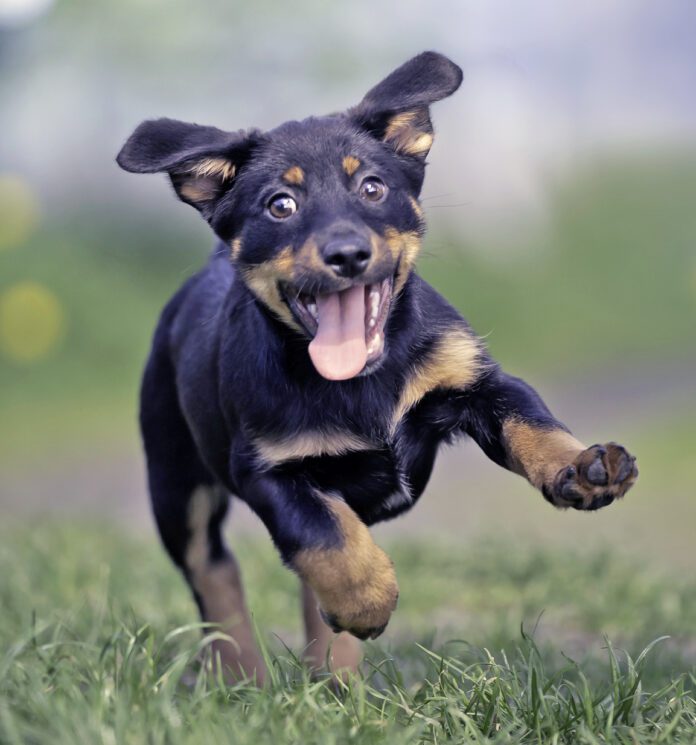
left=117, top=52, right=638, bottom=683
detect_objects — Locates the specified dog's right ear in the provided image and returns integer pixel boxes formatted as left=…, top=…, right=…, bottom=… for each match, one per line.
left=350, top=52, right=462, bottom=163
left=116, top=118, right=258, bottom=220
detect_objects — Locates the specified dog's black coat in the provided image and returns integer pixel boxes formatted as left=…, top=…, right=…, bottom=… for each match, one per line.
left=118, top=52, right=637, bottom=641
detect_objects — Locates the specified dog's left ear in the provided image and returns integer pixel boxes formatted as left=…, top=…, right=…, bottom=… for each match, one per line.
left=116, top=118, right=259, bottom=221
left=350, top=51, right=462, bottom=162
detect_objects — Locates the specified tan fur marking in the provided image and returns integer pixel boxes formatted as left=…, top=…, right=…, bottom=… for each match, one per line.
left=402, top=132, right=433, bottom=156
left=384, top=227, right=422, bottom=295
left=293, top=496, right=398, bottom=636
left=179, top=182, right=215, bottom=203
left=191, top=157, right=236, bottom=182
left=240, top=247, right=303, bottom=333
left=384, top=112, right=416, bottom=141
left=185, top=487, right=214, bottom=575
left=282, top=166, right=304, bottom=186
left=408, top=196, right=424, bottom=220
left=295, top=237, right=326, bottom=274
left=230, top=237, right=242, bottom=260
left=391, top=328, right=482, bottom=431
left=383, top=111, right=432, bottom=157
left=185, top=489, right=266, bottom=684
left=342, top=155, right=361, bottom=177
left=503, top=420, right=585, bottom=490
left=271, top=245, right=295, bottom=275
left=255, top=430, right=375, bottom=466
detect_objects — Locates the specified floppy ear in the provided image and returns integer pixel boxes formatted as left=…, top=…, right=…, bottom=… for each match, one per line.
left=116, top=118, right=258, bottom=220
left=350, top=51, right=462, bottom=161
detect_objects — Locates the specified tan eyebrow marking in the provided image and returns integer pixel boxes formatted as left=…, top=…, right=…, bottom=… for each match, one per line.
left=282, top=166, right=304, bottom=185
left=342, top=156, right=361, bottom=177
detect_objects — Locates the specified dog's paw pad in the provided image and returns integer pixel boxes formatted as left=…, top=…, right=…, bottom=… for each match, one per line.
left=549, top=442, right=637, bottom=511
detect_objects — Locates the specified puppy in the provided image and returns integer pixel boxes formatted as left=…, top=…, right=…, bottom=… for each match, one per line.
left=117, top=51, right=638, bottom=683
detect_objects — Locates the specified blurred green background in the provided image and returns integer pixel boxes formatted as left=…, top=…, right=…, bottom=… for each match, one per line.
left=1, top=2, right=694, bottom=562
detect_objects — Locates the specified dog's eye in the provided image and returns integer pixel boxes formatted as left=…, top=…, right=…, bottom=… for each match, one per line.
left=358, top=177, right=387, bottom=203
left=267, top=194, right=298, bottom=220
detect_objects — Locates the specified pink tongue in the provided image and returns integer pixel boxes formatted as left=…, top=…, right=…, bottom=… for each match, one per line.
left=308, top=285, right=367, bottom=380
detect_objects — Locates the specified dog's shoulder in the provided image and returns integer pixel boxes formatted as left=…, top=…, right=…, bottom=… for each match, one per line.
left=389, top=273, right=492, bottom=430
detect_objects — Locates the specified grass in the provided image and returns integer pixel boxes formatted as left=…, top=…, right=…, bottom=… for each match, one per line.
left=1, top=523, right=694, bottom=743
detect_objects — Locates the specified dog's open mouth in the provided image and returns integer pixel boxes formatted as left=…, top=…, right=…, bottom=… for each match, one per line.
left=286, top=277, right=392, bottom=380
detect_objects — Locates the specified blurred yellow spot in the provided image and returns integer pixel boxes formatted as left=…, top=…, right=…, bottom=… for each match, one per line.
left=0, top=282, right=66, bottom=363
left=0, top=173, right=40, bottom=251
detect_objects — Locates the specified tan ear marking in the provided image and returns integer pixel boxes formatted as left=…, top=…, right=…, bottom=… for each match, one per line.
left=342, top=156, right=361, bottom=177
left=402, top=132, right=433, bottom=156
left=179, top=182, right=216, bottom=203
left=282, top=166, right=304, bottom=186
left=384, top=112, right=417, bottom=141
left=190, top=157, right=236, bottom=182
left=383, top=111, right=433, bottom=158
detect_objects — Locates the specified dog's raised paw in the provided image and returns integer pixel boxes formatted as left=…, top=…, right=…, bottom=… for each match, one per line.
left=546, top=442, right=638, bottom=511
left=320, top=611, right=390, bottom=641
left=318, top=580, right=399, bottom=640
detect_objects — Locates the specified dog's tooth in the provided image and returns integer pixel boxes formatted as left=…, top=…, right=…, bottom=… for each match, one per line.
left=370, top=290, right=379, bottom=319
left=308, top=303, right=318, bottom=319
left=368, top=318, right=376, bottom=328
left=367, top=332, right=381, bottom=355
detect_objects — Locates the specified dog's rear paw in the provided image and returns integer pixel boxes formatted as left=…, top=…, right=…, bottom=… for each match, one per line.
left=546, top=442, right=638, bottom=511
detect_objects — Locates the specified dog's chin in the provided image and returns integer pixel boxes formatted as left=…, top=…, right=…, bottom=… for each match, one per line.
left=282, top=276, right=393, bottom=379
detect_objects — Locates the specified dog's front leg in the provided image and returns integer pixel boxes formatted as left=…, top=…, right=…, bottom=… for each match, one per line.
left=464, top=369, right=638, bottom=510
left=233, top=466, right=398, bottom=640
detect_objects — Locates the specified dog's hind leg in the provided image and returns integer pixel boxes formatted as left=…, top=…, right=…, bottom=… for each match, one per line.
left=183, top=486, right=265, bottom=685
left=141, top=324, right=266, bottom=685
left=301, top=581, right=362, bottom=678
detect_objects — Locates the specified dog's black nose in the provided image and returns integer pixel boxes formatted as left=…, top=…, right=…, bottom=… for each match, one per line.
left=322, top=239, right=372, bottom=278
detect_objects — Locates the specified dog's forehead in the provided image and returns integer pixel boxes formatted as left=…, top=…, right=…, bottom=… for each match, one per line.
left=258, top=116, right=379, bottom=173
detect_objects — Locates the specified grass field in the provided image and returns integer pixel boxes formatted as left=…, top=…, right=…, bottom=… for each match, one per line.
left=1, top=523, right=694, bottom=744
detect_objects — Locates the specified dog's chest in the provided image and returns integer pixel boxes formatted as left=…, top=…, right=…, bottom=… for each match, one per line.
left=267, top=436, right=414, bottom=524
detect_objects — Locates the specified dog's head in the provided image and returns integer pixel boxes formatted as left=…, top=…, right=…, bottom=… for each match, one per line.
left=117, top=51, right=462, bottom=380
